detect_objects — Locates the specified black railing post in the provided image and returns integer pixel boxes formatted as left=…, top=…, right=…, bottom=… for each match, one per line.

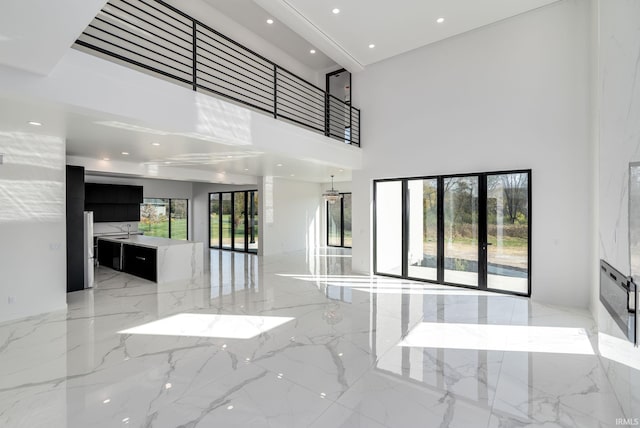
left=273, top=64, right=278, bottom=119
left=349, top=105, right=353, bottom=145
left=192, top=21, right=197, bottom=91
left=324, top=92, right=330, bottom=137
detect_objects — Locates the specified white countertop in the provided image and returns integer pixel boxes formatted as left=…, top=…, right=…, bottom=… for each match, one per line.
left=97, top=235, right=198, bottom=249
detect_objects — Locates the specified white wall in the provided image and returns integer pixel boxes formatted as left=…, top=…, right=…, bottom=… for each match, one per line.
left=351, top=0, right=593, bottom=307
left=260, top=177, right=322, bottom=256
left=594, top=0, right=640, bottom=418
left=0, top=132, right=67, bottom=322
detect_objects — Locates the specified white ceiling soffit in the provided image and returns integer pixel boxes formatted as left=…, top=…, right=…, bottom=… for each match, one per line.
left=255, top=0, right=562, bottom=72
left=201, top=0, right=338, bottom=71
left=0, top=0, right=107, bottom=75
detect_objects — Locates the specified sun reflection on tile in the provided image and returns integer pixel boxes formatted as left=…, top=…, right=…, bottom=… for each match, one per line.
left=399, top=322, right=594, bottom=355
left=118, top=313, right=294, bottom=339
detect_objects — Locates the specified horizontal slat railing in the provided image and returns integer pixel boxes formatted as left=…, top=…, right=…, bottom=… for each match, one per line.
left=75, top=0, right=361, bottom=147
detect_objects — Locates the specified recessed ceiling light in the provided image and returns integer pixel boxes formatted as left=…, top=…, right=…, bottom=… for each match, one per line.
left=121, top=151, right=129, bottom=155
left=310, top=49, right=316, bottom=54
left=28, top=121, right=42, bottom=126
left=244, top=168, right=249, bottom=171
left=332, top=8, right=340, bottom=14
left=436, top=17, right=445, bottom=24
left=290, top=174, right=295, bottom=177
left=151, top=142, right=160, bottom=146
left=266, top=18, right=274, bottom=24
left=339, top=169, right=344, bottom=172
left=103, top=399, right=111, bottom=404
left=226, top=155, right=233, bottom=158
left=277, top=163, right=283, bottom=167
left=368, top=44, right=375, bottom=49
left=164, top=161, right=171, bottom=164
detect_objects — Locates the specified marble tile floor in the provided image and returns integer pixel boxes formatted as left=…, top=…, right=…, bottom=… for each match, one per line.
left=0, top=248, right=630, bottom=427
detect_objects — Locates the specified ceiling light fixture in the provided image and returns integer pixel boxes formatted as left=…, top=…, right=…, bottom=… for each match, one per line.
left=368, top=44, right=375, bottom=49
left=332, top=8, right=340, bottom=14
left=277, top=163, right=283, bottom=167
left=151, top=142, right=160, bottom=146
left=436, top=17, right=445, bottom=24
left=310, top=49, right=316, bottom=54
left=322, top=175, right=342, bottom=204
left=28, top=121, right=42, bottom=126
left=266, top=18, right=274, bottom=24
left=121, top=151, right=129, bottom=155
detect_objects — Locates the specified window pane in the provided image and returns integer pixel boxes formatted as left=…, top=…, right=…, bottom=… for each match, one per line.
left=234, top=192, right=246, bottom=251
left=248, top=191, right=258, bottom=252
left=443, top=176, right=478, bottom=287
left=487, top=173, right=529, bottom=294
left=140, top=198, right=169, bottom=238
left=221, top=193, right=232, bottom=249
left=210, top=194, right=220, bottom=247
left=170, top=199, right=188, bottom=240
left=375, top=181, right=403, bottom=276
left=327, top=199, right=341, bottom=246
left=407, top=179, right=438, bottom=281
left=343, top=194, right=352, bottom=248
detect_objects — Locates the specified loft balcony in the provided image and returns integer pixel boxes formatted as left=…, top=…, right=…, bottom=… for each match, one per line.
left=74, top=0, right=361, bottom=147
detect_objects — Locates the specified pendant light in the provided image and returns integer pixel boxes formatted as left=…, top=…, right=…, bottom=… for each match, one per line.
left=323, top=175, right=342, bottom=204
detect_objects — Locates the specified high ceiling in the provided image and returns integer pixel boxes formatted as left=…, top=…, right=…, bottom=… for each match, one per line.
left=253, top=0, right=562, bottom=72
left=202, top=0, right=338, bottom=71
left=0, top=0, right=564, bottom=186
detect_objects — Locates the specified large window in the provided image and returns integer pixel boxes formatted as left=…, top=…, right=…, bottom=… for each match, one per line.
left=374, top=170, right=531, bottom=296
left=140, top=198, right=188, bottom=240
left=327, top=193, right=352, bottom=248
left=209, top=190, right=258, bottom=253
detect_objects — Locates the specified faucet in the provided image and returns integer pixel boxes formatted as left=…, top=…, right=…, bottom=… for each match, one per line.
left=127, top=224, right=131, bottom=238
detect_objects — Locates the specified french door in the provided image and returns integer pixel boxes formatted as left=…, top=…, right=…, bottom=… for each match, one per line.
left=209, top=190, right=259, bottom=253
left=374, top=170, right=531, bottom=296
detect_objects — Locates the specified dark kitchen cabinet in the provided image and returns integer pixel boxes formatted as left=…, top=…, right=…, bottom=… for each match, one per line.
left=66, top=165, right=85, bottom=293
left=85, top=183, right=143, bottom=222
left=97, top=239, right=122, bottom=270
left=122, top=244, right=157, bottom=282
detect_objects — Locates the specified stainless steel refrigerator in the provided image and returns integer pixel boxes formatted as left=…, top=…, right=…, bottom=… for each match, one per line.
left=84, top=211, right=95, bottom=288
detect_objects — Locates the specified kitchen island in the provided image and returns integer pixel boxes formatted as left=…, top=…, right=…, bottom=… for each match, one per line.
left=97, top=235, right=203, bottom=283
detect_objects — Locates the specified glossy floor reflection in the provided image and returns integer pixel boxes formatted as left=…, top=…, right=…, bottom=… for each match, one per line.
left=0, top=248, right=627, bottom=427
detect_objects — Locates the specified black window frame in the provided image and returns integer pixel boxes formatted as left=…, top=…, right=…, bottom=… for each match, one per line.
left=373, top=169, right=532, bottom=297
left=140, top=197, right=189, bottom=240
left=326, top=192, right=352, bottom=248
left=209, top=190, right=258, bottom=253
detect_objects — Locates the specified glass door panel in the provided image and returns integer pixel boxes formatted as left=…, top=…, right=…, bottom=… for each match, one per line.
left=443, top=176, right=479, bottom=287
left=221, top=193, right=233, bottom=249
left=407, top=179, right=438, bottom=281
left=375, top=181, right=403, bottom=276
left=209, top=194, right=220, bottom=247
left=248, top=191, right=259, bottom=252
left=486, top=173, right=529, bottom=294
left=343, top=193, right=352, bottom=248
left=234, top=192, right=246, bottom=251
left=170, top=199, right=188, bottom=240
left=141, top=198, right=170, bottom=238
left=327, top=200, right=341, bottom=246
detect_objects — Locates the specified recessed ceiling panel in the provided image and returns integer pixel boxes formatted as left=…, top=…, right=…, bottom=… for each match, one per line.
left=271, top=0, right=562, bottom=67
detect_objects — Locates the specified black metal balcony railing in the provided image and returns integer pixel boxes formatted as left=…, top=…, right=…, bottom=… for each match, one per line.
left=74, top=0, right=361, bottom=147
